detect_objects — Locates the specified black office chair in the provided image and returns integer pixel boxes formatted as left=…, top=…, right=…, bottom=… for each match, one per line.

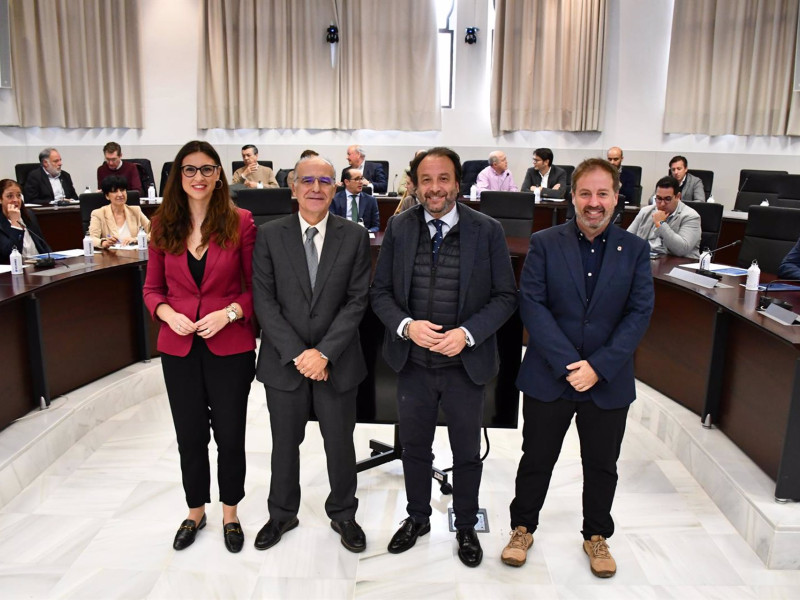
left=479, top=191, right=535, bottom=238
left=231, top=159, right=274, bottom=174
left=233, top=188, right=293, bottom=226
left=160, top=162, right=174, bottom=196
left=553, top=164, right=574, bottom=200
left=734, top=191, right=779, bottom=212
left=773, top=198, right=800, bottom=209
left=365, top=160, right=390, bottom=194
left=738, top=169, right=788, bottom=192
left=692, top=169, right=714, bottom=199
left=127, top=158, right=155, bottom=192
left=684, top=200, right=723, bottom=251
left=79, top=191, right=141, bottom=232
left=276, top=168, right=292, bottom=188
left=15, top=163, right=40, bottom=188
left=737, top=206, right=800, bottom=274
left=775, top=174, right=800, bottom=200
left=620, top=165, right=643, bottom=206
left=461, top=160, right=490, bottom=194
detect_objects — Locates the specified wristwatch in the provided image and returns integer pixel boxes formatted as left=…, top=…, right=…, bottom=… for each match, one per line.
left=402, top=320, right=411, bottom=340
left=225, top=304, right=238, bottom=323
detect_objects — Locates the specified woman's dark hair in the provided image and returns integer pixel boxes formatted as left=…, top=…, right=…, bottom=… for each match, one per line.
left=151, top=140, right=239, bottom=255
left=101, top=175, right=128, bottom=195
left=0, top=178, right=33, bottom=221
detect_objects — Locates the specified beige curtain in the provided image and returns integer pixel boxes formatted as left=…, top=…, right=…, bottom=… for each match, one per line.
left=664, top=0, right=799, bottom=136
left=199, top=0, right=440, bottom=130
left=10, top=0, right=142, bottom=128
left=490, top=0, right=607, bottom=135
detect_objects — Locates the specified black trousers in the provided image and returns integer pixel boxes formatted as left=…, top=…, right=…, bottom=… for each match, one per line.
left=161, top=337, right=255, bottom=508
left=509, top=395, right=628, bottom=540
left=397, top=361, right=484, bottom=530
left=264, top=380, right=358, bottom=522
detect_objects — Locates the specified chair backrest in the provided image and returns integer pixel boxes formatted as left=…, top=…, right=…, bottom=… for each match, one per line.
left=461, top=160, right=490, bottom=194
left=773, top=198, right=800, bottom=209
left=734, top=191, right=778, bottom=212
left=127, top=158, right=155, bottom=192
left=159, top=161, right=174, bottom=196
left=276, top=168, right=292, bottom=188
left=79, top=191, right=141, bottom=232
left=683, top=200, right=724, bottom=251
left=739, top=169, right=789, bottom=191
left=479, top=191, right=535, bottom=238
left=737, top=205, right=800, bottom=273
left=230, top=159, right=274, bottom=174
left=366, top=159, right=389, bottom=180
left=553, top=164, right=574, bottom=200
left=233, top=188, right=293, bottom=226
left=15, top=163, right=41, bottom=188
left=620, top=165, right=643, bottom=206
left=691, top=169, right=714, bottom=199
left=775, top=174, right=800, bottom=200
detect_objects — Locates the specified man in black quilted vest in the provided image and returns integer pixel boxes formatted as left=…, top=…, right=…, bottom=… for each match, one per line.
left=370, top=147, right=518, bottom=568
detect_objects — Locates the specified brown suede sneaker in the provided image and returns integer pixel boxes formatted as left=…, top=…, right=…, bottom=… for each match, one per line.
left=501, top=526, right=534, bottom=567
left=583, top=535, right=616, bottom=578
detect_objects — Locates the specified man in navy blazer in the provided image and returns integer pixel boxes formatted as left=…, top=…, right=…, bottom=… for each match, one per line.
left=371, top=147, right=518, bottom=567
left=340, top=145, right=387, bottom=194
left=501, top=158, right=653, bottom=578
left=330, top=167, right=380, bottom=232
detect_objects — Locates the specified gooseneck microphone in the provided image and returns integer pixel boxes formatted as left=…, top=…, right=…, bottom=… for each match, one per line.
left=387, top=174, right=398, bottom=197
left=695, top=240, right=742, bottom=279
left=21, top=224, right=57, bottom=269
left=759, top=279, right=800, bottom=311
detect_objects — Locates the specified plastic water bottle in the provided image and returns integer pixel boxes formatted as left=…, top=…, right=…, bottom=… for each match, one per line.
left=10, top=246, right=23, bottom=274
left=137, top=226, right=148, bottom=250
left=469, top=184, right=477, bottom=202
left=745, top=259, right=761, bottom=291
left=699, top=249, right=712, bottom=270
left=534, top=187, right=541, bottom=203
left=83, top=231, right=93, bottom=256
left=707, top=195, right=715, bottom=203
left=760, top=198, right=770, bottom=206
left=84, top=186, right=91, bottom=195
left=148, top=184, right=156, bottom=203
left=257, top=181, right=264, bottom=189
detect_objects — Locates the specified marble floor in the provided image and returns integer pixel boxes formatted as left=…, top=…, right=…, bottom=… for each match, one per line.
left=2, top=371, right=800, bottom=599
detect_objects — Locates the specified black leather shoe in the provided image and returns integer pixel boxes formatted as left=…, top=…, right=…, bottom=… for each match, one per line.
left=387, top=517, right=431, bottom=554
left=173, top=513, right=206, bottom=550
left=331, top=519, right=366, bottom=553
left=254, top=517, right=299, bottom=551
left=456, top=527, right=483, bottom=567
left=223, top=521, right=244, bottom=553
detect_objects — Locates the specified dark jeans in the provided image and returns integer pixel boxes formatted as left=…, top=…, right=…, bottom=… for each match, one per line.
left=509, top=395, right=628, bottom=540
left=161, top=337, right=255, bottom=508
left=397, top=361, right=484, bottom=530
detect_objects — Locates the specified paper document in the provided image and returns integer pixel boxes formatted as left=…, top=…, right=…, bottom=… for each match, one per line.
left=681, top=262, right=748, bottom=276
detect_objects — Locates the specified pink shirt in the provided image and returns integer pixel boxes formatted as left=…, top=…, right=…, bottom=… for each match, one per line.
left=476, top=166, right=518, bottom=195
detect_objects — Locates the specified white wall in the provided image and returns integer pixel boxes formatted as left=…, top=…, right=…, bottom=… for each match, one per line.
left=0, top=0, right=798, bottom=207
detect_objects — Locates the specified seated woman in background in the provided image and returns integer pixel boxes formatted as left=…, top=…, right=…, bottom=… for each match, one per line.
left=0, top=178, right=52, bottom=263
left=90, top=175, right=150, bottom=248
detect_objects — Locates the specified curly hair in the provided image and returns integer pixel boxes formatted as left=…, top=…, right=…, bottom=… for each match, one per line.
left=151, top=140, right=240, bottom=255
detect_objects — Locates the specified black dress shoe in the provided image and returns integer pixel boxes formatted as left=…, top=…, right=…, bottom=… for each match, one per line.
left=456, top=527, right=483, bottom=567
left=331, top=519, right=366, bottom=553
left=387, top=517, right=431, bottom=554
left=173, top=513, right=206, bottom=550
left=254, top=517, right=299, bottom=551
left=223, top=521, right=244, bottom=553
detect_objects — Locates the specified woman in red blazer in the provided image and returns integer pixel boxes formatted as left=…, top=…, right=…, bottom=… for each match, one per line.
left=143, top=141, right=257, bottom=554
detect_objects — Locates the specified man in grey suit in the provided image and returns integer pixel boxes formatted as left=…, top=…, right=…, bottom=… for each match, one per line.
left=252, top=155, right=371, bottom=553
left=370, top=147, right=518, bottom=567
left=669, top=155, right=706, bottom=202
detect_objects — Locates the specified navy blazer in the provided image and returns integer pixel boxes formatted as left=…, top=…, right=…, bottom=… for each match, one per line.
left=252, top=213, right=371, bottom=393
left=520, top=165, right=568, bottom=198
left=340, top=162, right=387, bottom=194
left=370, top=203, right=518, bottom=386
left=516, top=222, right=653, bottom=409
left=23, top=167, right=78, bottom=203
left=330, top=190, right=380, bottom=232
left=0, top=208, right=52, bottom=263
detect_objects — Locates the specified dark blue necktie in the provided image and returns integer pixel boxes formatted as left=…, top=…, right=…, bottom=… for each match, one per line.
left=431, top=219, right=444, bottom=264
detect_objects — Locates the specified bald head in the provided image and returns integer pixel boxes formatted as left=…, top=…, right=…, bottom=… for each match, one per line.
left=489, top=150, right=508, bottom=174
left=606, top=147, right=623, bottom=169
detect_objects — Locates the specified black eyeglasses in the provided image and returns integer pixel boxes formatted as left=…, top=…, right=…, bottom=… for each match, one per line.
left=181, top=164, right=220, bottom=178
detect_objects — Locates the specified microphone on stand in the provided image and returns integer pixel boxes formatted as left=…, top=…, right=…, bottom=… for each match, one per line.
left=21, top=225, right=57, bottom=269
left=695, top=239, right=742, bottom=280
left=758, top=279, right=800, bottom=311
left=387, top=174, right=398, bottom=197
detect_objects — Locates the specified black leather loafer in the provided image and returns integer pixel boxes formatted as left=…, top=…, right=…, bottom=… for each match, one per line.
left=254, top=517, right=299, bottom=551
left=173, top=513, right=206, bottom=550
left=387, top=517, right=431, bottom=554
left=223, top=521, right=244, bottom=553
left=456, top=527, right=483, bottom=567
left=331, top=519, right=366, bottom=553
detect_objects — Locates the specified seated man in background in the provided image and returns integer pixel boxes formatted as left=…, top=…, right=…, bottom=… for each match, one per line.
left=520, top=148, right=567, bottom=198
left=778, top=237, right=800, bottom=280
left=96, top=141, right=143, bottom=193
left=232, top=144, right=278, bottom=188
left=330, top=168, right=380, bottom=232
left=627, top=176, right=701, bottom=259
left=286, top=149, right=319, bottom=189
left=341, top=145, right=387, bottom=194
left=23, top=147, right=79, bottom=203
left=476, top=150, right=518, bottom=196
left=606, top=146, right=636, bottom=204
left=669, top=155, right=706, bottom=202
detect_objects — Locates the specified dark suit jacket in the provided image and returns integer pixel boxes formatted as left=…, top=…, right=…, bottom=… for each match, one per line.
left=341, top=161, right=387, bottom=194
left=23, top=167, right=78, bottom=202
left=370, top=203, right=518, bottom=386
left=0, top=208, right=52, bottom=263
left=330, top=189, right=380, bottom=232
left=252, top=213, right=371, bottom=393
left=778, top=237, right=800, bottom=280
left=516, top=222, right=653, bottom=409
left=142, top=209, right=257, bottom=357
left=520, top=165, right=568, bottom=198
left=618, top=167, right=637, bottom=205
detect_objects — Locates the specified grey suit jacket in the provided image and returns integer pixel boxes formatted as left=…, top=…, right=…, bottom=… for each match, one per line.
left=370, top=203, right=518, bottom=386
left=680, top=172, right=706, bottom=202
left=252, top=213, right=371, bottom=393
left=627, top=201, right=701, bottom=259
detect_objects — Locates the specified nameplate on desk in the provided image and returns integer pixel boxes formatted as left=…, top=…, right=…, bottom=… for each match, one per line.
left=30, top=264, right=95, bottom=277
left=667, top=267, right=719, bottom=289
left=760, top=302, right=800, bottom=326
